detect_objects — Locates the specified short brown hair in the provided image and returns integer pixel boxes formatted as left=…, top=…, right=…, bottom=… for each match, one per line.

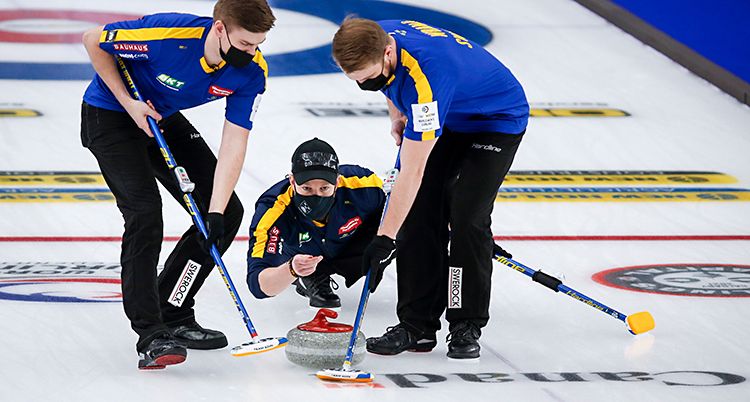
left=213, top=0, right=275, bottom=33
left=331, top=17, right=390, bottom=73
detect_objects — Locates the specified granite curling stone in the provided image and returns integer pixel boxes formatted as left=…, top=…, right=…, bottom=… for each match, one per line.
left=285, top=308, right=366, bottom=368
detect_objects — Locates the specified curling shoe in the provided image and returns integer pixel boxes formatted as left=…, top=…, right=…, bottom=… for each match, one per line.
left=446, top=321, right=481, bottom=359
left=138, top=334, right=187, bottom=370
left=170, top=322, right=228, bottom=350
left=366, top=324, right=436, bottom=355
left=294, top=275, right=341, bottom=308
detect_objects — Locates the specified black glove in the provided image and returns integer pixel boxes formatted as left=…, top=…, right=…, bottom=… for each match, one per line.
left=197, top=212, right=224, bottom=253
left=493, top=243, right=512, bottom=259
left=362, top=235, right=397, bottom=293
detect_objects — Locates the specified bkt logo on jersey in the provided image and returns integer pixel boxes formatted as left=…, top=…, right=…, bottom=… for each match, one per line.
left=0, top=278, right=122, bottom=303
left=157, top=74, right=185, bottom=91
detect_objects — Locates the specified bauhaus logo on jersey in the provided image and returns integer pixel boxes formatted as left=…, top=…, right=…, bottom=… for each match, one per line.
left=113, top=43, right=148, bottom=52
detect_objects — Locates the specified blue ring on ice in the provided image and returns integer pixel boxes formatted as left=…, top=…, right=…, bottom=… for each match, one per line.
left=0, top=0, right=491, bottom=79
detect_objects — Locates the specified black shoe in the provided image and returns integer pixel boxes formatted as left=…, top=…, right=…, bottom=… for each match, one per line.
left=138, top=334, right=187, bottom=370
left=366, top=324, right=437, bottom=355
left=446, top=321, right=481, bottom=359
left=170, top=322, right=228, bottom=350
left=294, top=275, right=341, bottom=308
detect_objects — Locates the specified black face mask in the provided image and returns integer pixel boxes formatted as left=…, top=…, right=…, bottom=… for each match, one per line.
left=220, top=33, right=254, bottom=69
left=358, top=73, right=389, bottom=91
left=292, top=193, right=336, bottom=221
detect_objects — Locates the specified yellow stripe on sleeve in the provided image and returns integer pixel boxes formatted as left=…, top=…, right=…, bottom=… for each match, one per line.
left=421, top=130, right=436, bottom=141
left=251, top=187, right=294, bottom=258
left=253, top=50, right=269, bottom=90
left=338, top=173, right=384, bottom=190
left=400, top=49, right=432, bottom=103
left=100, top=27, right=205, bottom=43
left=400, top=49, right=437, bottom=141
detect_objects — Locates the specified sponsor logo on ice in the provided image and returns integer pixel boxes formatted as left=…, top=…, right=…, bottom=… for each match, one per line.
left=593, top=264, right=750, bottom=297
left=0, top=263, right=122, bottom=303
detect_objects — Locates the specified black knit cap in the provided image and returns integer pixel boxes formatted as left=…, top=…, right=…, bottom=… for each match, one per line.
left=291, top=138, right=339, bottom=185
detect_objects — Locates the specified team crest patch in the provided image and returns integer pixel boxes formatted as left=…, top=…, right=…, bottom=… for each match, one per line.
left=593, top=264, right=750, bottom=297
left=104, top=30, right=118, bottom=42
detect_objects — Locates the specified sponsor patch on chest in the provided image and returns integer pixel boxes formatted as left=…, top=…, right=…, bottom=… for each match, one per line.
left=209, top=85, right=234, bottom=97
left=156, top=74, right=185, bottom=91
left=339, top=217, right=361, bottom=235
left=266, top=226, right=281, bottom=254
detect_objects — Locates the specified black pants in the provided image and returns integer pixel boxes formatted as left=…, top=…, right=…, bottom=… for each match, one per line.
left=81, top=102, right=243, bottom=352
left=395, top=128, right=523, bottom=336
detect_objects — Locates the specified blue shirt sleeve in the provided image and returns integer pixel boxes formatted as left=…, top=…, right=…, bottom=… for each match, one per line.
left=246, top=192, right=289, bottom=299
left=224, top=51, right=268, bottom=131
left=394, top=49, right=457, bottom=142
left=98, top=14, right=190, bottom=61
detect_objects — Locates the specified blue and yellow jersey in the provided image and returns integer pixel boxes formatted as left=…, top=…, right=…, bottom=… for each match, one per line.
left=378, top=20, right=529, bottom=141
left=82, top=13, right=267, bottom=131
left=246, top=165, right=385, bottom=298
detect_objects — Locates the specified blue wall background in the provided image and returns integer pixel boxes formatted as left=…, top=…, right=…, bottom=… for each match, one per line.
left=609, top=0, right=750, bottom=85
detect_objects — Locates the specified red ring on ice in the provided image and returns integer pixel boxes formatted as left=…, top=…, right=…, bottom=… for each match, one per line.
left=0, top=10, right=142, bottom=43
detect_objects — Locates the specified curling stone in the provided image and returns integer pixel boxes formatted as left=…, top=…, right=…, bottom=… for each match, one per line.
left=285, top=308, right=366, bottom=368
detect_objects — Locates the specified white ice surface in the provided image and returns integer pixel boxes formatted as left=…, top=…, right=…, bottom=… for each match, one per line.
left=1, top=0, right=749, bottom=401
